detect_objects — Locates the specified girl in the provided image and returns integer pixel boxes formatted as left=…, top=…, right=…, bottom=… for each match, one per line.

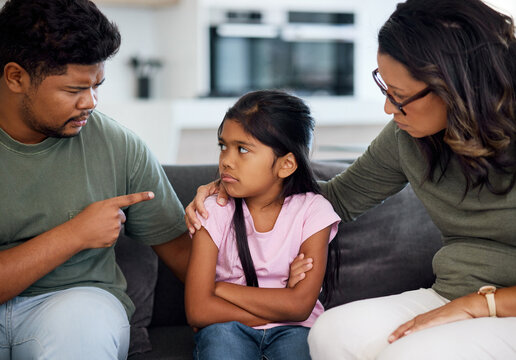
left=184, top=90, right=340, bottom=360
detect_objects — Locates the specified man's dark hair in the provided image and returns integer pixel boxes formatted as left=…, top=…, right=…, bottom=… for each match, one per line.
left=0, top=0, right=121, bottom=83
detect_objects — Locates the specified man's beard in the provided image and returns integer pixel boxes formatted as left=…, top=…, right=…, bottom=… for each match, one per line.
left=20, top=95, right=92, bottom=139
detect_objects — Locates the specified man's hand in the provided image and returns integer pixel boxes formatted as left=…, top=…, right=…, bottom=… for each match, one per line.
left=287, top=253, right=313, bottom=288
left=66, top=191, right=155, bottom=250
left=184, top=180, right=227, bottom=234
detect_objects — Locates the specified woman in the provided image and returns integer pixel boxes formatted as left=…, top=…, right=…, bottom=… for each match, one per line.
left=185, top=0, right=516, bottom=358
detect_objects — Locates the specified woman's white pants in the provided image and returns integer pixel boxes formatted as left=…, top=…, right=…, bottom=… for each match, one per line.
left=308, top=288, right=516, bottom=360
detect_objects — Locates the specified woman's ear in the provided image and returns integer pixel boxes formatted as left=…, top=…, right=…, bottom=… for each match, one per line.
left=3, top=62, right=30, bottom=93
left=277, top=152, right=298, bottom=179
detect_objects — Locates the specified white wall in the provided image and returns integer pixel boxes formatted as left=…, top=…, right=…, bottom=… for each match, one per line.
left=97, top=1, right=203, bottom=102
left=486, top=0, right=516, bottom=17
left=97, top=6, right=163, bottom=102
left=154, top=0, right=202, bottom=99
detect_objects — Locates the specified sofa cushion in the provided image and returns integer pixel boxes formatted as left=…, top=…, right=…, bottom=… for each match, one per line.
left=128, top=326, right=195, bottom=360
left=147, top=165, right=221, bottom=328
left=310, top=160, right=442, bottom=308
left=115, top=232, right=159, bottom=355
left=325, top=185, right=441, bottom=308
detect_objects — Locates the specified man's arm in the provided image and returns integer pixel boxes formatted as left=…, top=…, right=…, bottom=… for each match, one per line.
left=0, top=224, right=83, bottom=304
left=151, top=231, right=192, bottom=283
left=0, top=192, right=154, bottom=304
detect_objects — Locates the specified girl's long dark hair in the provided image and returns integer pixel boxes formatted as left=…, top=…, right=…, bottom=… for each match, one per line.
left=218, top=90, right=340, bottom=302
left=378, top=0, right=516, bottom=196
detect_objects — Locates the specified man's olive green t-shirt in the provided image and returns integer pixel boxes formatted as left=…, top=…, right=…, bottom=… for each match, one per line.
left=0, top=111, right=187, bottom=318
left=320, top=120, right=516, bottom=300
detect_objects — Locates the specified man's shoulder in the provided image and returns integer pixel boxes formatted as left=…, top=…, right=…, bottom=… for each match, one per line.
left=84, top=110, right=145, bottom=147
left=87, top=111, right=136, bottom=136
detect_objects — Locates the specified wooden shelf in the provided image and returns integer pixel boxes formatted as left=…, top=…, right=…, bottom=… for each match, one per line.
left=94, top=0, right=179, bottom=7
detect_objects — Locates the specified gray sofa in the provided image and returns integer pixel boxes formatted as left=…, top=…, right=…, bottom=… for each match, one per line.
left=117, top=161, right=442, bottom=360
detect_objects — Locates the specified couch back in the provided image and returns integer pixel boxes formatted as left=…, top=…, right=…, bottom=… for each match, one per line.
left=149, top=161, right=442, bottom=327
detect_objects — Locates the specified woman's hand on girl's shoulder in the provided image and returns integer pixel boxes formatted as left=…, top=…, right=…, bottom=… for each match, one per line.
left=185, top=180, right=228, bottom=234
left=287, top=253, right=313, bottom=288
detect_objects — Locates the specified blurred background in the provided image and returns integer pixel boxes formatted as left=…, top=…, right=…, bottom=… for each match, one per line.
left=95, top=0, right=401, bottom=164
left=10, top=0, right=516, bottom=164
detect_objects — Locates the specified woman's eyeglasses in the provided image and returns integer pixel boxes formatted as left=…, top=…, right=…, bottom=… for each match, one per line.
left=372, top=68, right=431, bottom=116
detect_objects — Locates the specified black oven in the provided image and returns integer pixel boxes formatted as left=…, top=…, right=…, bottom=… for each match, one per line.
left=209, top=10, right=355, bottom=97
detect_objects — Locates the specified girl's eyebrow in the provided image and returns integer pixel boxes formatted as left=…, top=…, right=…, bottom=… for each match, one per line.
left=218, top=136, right=256, bottom=148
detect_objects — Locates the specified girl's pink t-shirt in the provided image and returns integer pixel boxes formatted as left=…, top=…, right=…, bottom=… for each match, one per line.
left=198, top=192, right=341, bottom=329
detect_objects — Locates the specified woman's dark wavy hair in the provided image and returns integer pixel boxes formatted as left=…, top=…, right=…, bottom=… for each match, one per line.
left=0, top=0, right=121, bottom=85
left=379, top=0, right=516, bottom=196
left=218, top=90, right=340, bottom=303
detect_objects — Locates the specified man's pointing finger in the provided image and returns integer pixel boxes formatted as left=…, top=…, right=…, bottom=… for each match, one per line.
left=110, top=191, right=155, bottom=208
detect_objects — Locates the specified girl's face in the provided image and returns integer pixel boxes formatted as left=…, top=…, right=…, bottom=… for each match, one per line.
left=218, top=119, right=284, bottom=204
left=377, top=52, right=448, bottom=138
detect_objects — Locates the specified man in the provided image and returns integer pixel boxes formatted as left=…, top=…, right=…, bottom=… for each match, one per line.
left=0, top=0, right=190, bottom=358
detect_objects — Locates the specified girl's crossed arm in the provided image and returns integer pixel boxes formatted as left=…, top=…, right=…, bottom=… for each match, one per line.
left=213, top=226, right=331, bottom=323
left=185, top=227, right=270, bottom=329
